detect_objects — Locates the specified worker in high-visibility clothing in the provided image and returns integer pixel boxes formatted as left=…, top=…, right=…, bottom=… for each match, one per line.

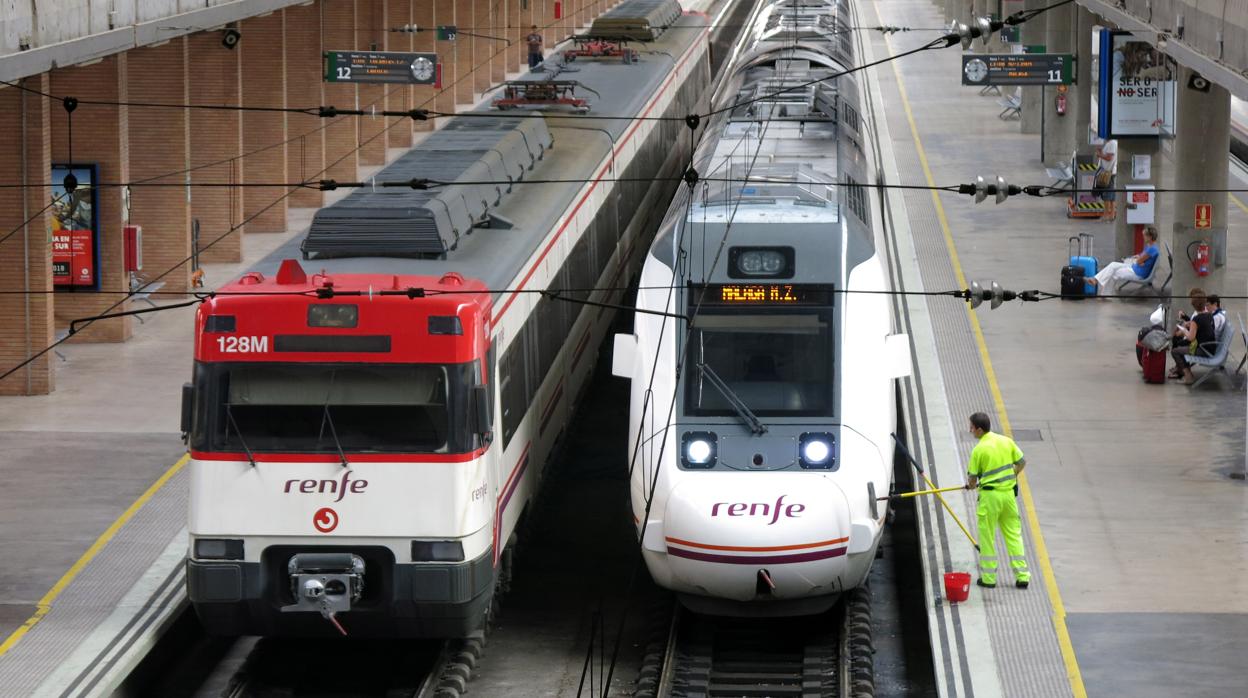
left=964, top=412, right=1030, bottom=589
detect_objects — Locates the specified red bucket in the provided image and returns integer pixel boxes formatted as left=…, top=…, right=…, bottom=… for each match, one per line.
left=944, top=572, right=971, bottom=603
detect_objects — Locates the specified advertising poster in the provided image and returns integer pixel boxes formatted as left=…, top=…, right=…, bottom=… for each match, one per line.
left=50, top=164, right=99, bottom=289
left=1097, top=30, right=1176, bottom=137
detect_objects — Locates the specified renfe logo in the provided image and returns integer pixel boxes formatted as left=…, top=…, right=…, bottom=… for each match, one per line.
left=284, top=471, right=369, bottom=503
left=711, top=495, right=805, bottom=525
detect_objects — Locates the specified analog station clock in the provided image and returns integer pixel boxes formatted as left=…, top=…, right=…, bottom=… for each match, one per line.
left=963, top=58, right=989, bottom=84
left=410, top=56, right=435, bottom=82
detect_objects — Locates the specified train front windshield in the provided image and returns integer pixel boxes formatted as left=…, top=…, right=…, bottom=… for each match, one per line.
left=685, top=308, right=833, bottom=418
left=189, top=362, right=479, bottom=454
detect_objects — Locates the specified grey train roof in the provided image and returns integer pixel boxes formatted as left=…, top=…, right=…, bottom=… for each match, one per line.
left=303, top=117, right=553, bottom=259
left=589, top=0, right=684, bottom=41
left=250, top=10, right=705, bottom=293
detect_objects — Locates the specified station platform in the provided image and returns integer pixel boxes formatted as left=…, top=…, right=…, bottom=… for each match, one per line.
left=866, top=0, right=1248, bottom=696
left=2, top=2, right=1247, bottom=697
left=0, top=137, right=451, bottom=694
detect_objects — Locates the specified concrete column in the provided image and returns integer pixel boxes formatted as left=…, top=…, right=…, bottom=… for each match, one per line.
left=454, top=0, right=474, bottom=105
left=1018, top=0, right=1045, bottom=134
left=127, top=39, right=192, bottom=295
left=435, top=0, right=459, bottom=113
left=489, top=0, right=506, bottom=85
left=50, top=56, right=132, bottom=342
left=240, top=12, right=289, bottom=233
left=945, top=0, right=956, bottom=25
left=0, top=77, right=55, bottom=395
left=474, top=0, right=493, bottom=94
left=413, top=0, right=438, bottom=129
left=323, top=0, right=360, bottom=181
left=506, top=0, right=521, bottom=75
left=357, top=0, right=389, bottom=165
left=286, top=2, right=327, bottom=208
left=1114, top=139, right=1164, bottom=259
left=386, top=0, right=415, bottom=150
left=1041, top=1, right=1074, bottom=165
left=1071, top=4, right=1095, bottom=151
left=188, top=32, right=245, bottom=264
left=1165, top=67, right=1231, bottom=297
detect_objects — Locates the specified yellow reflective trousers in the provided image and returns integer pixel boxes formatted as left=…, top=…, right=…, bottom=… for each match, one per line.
left=976, top=489, right=1029, bottom=585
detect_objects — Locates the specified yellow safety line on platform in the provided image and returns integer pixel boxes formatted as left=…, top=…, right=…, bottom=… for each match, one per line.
left=0, top=453, right=188, bottom=659
left=1232, top=194, right=1248, bottom=216
left=887, top=56, right=1088, bottom=697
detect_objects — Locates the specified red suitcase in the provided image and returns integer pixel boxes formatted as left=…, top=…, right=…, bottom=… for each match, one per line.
left=1137, top=342, right=1167, bottom=384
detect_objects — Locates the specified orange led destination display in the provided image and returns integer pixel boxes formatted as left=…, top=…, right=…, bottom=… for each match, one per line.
left=961, top=53, right=1073, bottom=86
left=698, top=284, right=834, bottom=306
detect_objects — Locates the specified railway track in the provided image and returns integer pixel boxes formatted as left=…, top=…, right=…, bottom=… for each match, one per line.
left=647, top=586, right=875, bottom=698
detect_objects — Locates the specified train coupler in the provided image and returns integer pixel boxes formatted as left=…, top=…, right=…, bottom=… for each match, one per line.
left=280, top=553, right=365, bottom=633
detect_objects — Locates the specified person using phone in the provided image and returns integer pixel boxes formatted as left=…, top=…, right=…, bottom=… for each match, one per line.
left=1170, top=288, right=1217, bottom=384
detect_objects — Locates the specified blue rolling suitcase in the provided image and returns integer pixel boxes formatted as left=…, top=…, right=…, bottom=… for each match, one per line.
left=1068, top=234, right=1098, bottom=296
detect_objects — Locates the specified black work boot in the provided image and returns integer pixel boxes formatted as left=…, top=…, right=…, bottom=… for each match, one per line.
left=976, top=578, right=996, bottom=589
left=1016, top=579, right=1030, bottom=589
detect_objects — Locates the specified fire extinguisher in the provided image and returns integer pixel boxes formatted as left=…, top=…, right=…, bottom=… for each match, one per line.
left=1189, top=240, right=1211, bottom=277
left=1055, top=92, right=1067, bottom=116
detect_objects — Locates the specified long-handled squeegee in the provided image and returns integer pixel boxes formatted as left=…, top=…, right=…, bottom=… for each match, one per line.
left=891, top=433, right=979, bottom=551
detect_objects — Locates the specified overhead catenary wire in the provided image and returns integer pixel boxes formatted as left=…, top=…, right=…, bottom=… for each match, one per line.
left=0, top=1, right=1075, bottom=130
left=0, top=7, right=547, bottom=384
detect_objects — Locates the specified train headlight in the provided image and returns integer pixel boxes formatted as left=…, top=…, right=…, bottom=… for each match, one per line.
left=194, top=538, right=244, bottom=560
left=799, top=433, right=836, bottom=469
left=729, top=247, right=794, bottom=278
left=681, top=431, right=718, bottom=469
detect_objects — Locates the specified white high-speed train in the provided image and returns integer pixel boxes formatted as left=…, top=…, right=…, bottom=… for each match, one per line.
left=612, top=0, right=911, bottom=616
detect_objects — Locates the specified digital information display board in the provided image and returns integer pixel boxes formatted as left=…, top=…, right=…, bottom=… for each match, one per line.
left=324, top=51, right=439, bottom=85
left=696, top=284, right=834, bottom=306
left=961, top=53, right=1073, bottom=86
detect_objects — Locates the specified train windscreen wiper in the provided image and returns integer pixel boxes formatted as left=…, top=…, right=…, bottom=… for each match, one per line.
left=224, top=404, right=257, bottom=467
left=317, top=370, right=351, bottom=469
left=697, top=362, right=768, bottom=435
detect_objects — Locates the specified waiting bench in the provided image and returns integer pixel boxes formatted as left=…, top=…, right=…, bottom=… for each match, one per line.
left=1187, top=315, right=1248, bottom=389
left=997, top=87, right=1021, bottom=120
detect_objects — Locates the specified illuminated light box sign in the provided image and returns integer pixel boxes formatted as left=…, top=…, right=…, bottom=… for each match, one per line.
left=50, top=163, right=100, bottom=289
left=960, top=53, right=1073, bottom=86
left=324, top=51, right=439, bottom=85
left=697, top=284, right=834, bottom=306
left=1097, top=29, right=1176, bottom=138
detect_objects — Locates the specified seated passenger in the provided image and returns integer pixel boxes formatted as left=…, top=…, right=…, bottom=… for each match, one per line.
left=1085, top=227, right=1159, bottom=294
left=1169, top=288, right=1217, bottom=384
left=1208, top=293, right=1227, bottom=335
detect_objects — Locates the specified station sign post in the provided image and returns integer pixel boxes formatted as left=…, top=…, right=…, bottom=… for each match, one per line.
left=961, top=53, right=1074, bottom=86
left=324, top=51, right=439, bottom=85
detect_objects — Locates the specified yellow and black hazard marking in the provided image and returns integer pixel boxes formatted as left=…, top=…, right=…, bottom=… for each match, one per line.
left=1077, top=163, right=1099, bottom=171
left=1072, top=200, right=1106, bottom=210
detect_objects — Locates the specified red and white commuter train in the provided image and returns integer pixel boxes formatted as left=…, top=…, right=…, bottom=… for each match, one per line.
left=182, top=0, right=710, bottom=637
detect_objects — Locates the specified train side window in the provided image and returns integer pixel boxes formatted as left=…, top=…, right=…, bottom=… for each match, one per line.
left=500, top=339, right=526, bottom=448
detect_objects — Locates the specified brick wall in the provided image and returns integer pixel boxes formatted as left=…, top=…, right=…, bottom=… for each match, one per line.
left=127, top=39, right=192, bottom=295
left=188, top=31, right=245, bottom=264
left=386, top=0, right=415, bottom=149
left=454, top=0, right=475, bottom=105
left=0, top=77, right=55, bottom=395
left=414, top=0, right=438, bottom=129
left=357, top=0, right=389, bottom=165
left=323, top=0, right=361, bottom=182
left=240, top=12, right=290, bottom=233
left=286, top=2, right=327, bottom=209
left=50, top=56, right=133, bottom=343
